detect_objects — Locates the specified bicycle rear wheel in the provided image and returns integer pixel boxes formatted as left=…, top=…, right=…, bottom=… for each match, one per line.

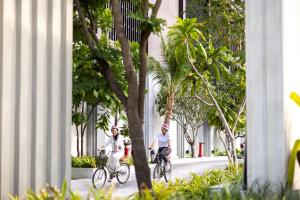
left=153, top=164, right=163, bottom=181
left=92, top=168, right=107, bottom=189
left=116, top=163, right=130, bottom=184
left=164, top=161, right=172, bottom=182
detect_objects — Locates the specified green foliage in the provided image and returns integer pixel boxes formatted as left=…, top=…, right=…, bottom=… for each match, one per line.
left=212, top=148, right=228, bottom=157
left=71, top=156, right=96, bottom=168
left=235, top=148, right=244, bottom=159
left=134, top=164, right=243, bottom=199
left=124, top=156, right=134, bottom=166
left=9, top=182, right=114, bottom=200
left=129, top=13, right=166, bottom=34
left=148, top=37, right=190, bottom=95
left=186, top=0, right=245, bottom=53
left=168, top=17, right=246, bottom=136
left=9, top=181, right=71, bottom=200
left=287, top=139, right=300, bottom=188
left=212, top=148, right=244, bottom=159
left=72, top=39, right=130, bottom=135
left=119, top=121, right=130, bottom=137
left=73, top=0, right=113, bottom=42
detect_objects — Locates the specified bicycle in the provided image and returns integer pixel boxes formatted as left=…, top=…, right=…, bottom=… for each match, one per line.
left=92, top=150, right=130, bottom=189
left=150, top=148, right=172, bottom=182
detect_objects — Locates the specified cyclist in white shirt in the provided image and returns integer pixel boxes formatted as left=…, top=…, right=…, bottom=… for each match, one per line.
left=149, top=123, right=172, bottom=163
left=103, top=125, right=124, bottom=181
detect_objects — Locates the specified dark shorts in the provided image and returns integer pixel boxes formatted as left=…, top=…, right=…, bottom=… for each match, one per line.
left=157, top=147, right=171, bottom=163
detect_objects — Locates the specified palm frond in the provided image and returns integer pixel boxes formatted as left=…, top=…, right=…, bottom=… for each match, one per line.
left=147, top=56, right=170, bottom=88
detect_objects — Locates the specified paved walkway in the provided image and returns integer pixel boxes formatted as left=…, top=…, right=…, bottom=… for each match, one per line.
left=71, top=156, right=229, bottom=198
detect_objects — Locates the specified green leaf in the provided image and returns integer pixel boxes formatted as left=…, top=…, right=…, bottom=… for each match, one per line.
left=197, top=43, right=207, bottom=60
left=207, top=58, right=213, bottom=65
left=213, top=65, right=221, bottom=81
left=190, top=32, right=199, bottom=41
left=61, top=180, right=67, bottom=198
left=287, top=139, right=300, bottom=188
left=93, top=90, right=99, bottom=98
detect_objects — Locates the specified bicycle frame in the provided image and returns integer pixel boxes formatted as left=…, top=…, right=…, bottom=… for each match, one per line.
left=98, top=150, right=123, bottom=175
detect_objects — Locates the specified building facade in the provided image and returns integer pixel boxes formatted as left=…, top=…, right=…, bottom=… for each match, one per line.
left=0, top=0, right=72, bottom=198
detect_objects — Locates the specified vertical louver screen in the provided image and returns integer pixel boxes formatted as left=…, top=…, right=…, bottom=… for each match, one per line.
left=109, top=0, right=141, bottom=42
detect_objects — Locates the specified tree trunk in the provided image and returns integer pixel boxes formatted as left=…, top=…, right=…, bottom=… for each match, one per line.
left=126, top=106, right=152, bottom=190
left=229, top=138, right=237, bottom=164
left=81, top=131, right=84, bottom=157
left=164, top=92, right=175, bottom=125
left=114, top=110, right=119, bottom=126
left=190, top=143, right=195, bottom=157
left=76, top=126, right=80, bottom=157
left=75, top=107, right=80, bottom=157
left=218, top=130, right=233, bottom=163
left=80, top=102, right=84, bottom=156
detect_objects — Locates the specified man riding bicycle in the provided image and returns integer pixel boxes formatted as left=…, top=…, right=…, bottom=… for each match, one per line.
left=149, top=123, right=172, bottom=163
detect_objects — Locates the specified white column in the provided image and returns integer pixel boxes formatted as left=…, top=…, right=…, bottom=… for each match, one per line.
left=0, top=0, right=72, bottom=198
left=177, top=124, right=185, bottom=158
left=246, top=0, right=300, bottom=188
left=146, top=0, right=179, bottom=157
left=87, top=105, right=97, bottom=156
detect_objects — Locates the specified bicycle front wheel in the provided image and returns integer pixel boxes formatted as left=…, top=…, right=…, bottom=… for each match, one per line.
left=153, top=164, right=163, bottom=181
left=92, top=168, right=107, bottom=189
left=164, top=161, right=172, bottom=182
left=116, top=163, right=130, bottom=184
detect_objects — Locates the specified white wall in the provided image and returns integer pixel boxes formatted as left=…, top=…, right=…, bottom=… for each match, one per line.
left=0, top=0, right=72, bottom=198
left=246, top=0, right=300, bottom=189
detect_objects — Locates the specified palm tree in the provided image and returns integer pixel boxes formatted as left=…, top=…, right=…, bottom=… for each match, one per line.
left=148, top=37, right=189, bottom=126
left=168, top=17, right=246, bottom=165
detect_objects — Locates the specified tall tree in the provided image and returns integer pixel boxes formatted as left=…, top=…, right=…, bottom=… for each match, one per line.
left=148, top=38, right=189, bottom=125
left=72, top=42, right=116, bottom=156
left=156, top=94, right=207, bottom=157
left=168, top=18, right=246, bottom=164
left=74, top=0, right=164, bottom=190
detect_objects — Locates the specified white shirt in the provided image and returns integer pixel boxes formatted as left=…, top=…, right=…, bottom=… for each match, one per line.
left=104, top=134, right=124, bottom=152
left=157, top=133, right=170, bottom=148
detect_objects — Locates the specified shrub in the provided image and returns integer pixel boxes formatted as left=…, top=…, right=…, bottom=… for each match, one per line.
left=236, top=148, right=244, bottom=159
left=9, top=181, right=114, bottom=200
left=212, top=148, right=227, bottom=156
left=71, top=156, right=96, bottom=168
left=124, top=156, right=134, bottom=166
left=129, top=164, right=244, bottom=200
left=212, top=148, right=244, bottom=159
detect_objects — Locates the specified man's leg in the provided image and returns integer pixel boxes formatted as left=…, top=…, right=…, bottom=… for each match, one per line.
left=158, top=147, right=163, bottom=163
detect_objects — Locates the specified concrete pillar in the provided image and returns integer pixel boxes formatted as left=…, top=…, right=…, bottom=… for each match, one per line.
left=246, top=0, right=300, bottom=188
left=86, top=105, right=97, bottom=156
left=0, top=0, right=72, bottom=198
left=177, top=124, right=185, bottom=158
left=203, top=124, right=212, bottom=157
